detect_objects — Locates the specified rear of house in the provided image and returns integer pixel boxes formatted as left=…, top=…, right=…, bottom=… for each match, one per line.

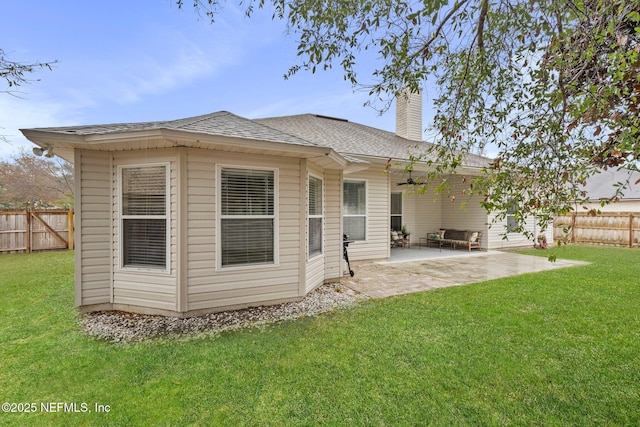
left=21, top=99, right=551, bottom=317
left=258, top=92, right=550, bottom=262
left=23, top=112, right=346, bottom=317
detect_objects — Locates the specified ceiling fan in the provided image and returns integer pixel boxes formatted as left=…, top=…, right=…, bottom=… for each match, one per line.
left=397, top=170, right=424, bottom=186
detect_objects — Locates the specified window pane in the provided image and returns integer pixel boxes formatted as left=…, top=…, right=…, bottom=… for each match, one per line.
left=391, top=216, right=402, bottom=232
left=309, top=176, right=322, bottom=215
left=343, top=181, right=365, bottom=215
left=506, top=198, right=517, bottom=232
left=122, top=166, right=166, bottom=216
left=123, top=219, right=166, bottom=268
left=344, top=216, right=365, bottom=241
left=221, top=218, right=274, bottom=266
left=391, top=193, right=402, bottom=215
left=221, top=168, right=274, bottom=216
left=309, top=217, right=322, bottom=257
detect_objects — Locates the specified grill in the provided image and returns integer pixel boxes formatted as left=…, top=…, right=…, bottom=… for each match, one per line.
left=343, top=234, right=355, bottom=277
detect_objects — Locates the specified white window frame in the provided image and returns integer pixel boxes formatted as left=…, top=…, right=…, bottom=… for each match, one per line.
left=118, top=163, right=170, bottom=273
left=308, top=173, right=324, bottom=260
left=391, top=192, right=403, bottom=232
left=216, top=165, right=279, bottom=271
left=343, top=179, right=367, bottom=242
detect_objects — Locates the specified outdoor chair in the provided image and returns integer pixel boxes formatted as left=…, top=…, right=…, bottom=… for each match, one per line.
left=390, top=230, right=405, bottom=248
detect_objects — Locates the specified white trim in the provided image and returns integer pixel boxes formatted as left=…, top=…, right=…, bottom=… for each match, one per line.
left=117, top=163, right=171, bottom=274
left=216, top=164, right=280, bottom=271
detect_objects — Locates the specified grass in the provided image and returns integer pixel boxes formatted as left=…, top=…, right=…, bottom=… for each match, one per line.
left=1, top=246, right=639, bottom=426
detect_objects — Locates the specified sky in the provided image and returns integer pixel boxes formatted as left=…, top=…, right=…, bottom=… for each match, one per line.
left=1, top=1, right=433, bottom=161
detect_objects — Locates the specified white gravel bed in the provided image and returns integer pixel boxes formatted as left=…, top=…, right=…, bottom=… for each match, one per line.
left=80, top=283, right=365, bottom=343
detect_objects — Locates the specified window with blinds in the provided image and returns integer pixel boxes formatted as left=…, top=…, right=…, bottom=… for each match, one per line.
left=220, top=168, right=275, bottom=267
left=308, top=175, right=323, bottom=258
left=343, top=180, right=366, bottom=241
left=121, top=165, right=168, bottom=270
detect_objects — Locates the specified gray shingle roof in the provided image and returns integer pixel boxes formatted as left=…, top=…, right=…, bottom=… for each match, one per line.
left=24, top=111, right=320, bottom=148
left=256, top=114, right=489, bottom=167
left=24, top=110, right=491, bottom=168
left=583, top=168, right=640, bottom=200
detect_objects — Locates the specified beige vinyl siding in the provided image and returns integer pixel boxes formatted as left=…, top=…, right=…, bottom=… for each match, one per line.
left=323, top=169, right=342, bottom=281
left=397, top=188, right=443, bottom=244
left=344, top=167, right=390, bottom=261
left=111, top=150, right=178, bottom=311
left=440, top=176, right=488, bottom=248
left=76, top=150, right=112, bottom=306
left=306, top=256, right=324, bottom=292
left=186, top=150, right=302, bottom=312
left=582, top=200, right=640, bottom=212
left=486, top=213, right=553, bottom=249
left=395, top=89, right=423, bottom=141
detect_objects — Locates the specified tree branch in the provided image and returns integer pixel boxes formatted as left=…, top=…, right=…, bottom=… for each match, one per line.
left=477, top=0, right=489, bottom=51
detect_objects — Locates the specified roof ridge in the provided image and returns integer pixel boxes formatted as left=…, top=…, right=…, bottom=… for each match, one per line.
left=254, top=116, right=325, bottom=148
left=167, top=111, right=232, bottom=129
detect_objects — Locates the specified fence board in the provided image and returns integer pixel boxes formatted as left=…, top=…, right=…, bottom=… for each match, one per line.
left=554, top=212, right=640, bottom=248
left=0, top=210, right=74, bottom=254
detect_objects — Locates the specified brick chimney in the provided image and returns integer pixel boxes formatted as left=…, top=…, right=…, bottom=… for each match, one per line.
left=395, top=88, right=423, bottom=141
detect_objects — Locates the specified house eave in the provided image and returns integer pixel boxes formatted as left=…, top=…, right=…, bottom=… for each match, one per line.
left=21, top=128, right=348, bottom=169
left=346, top=154, right=487, bottom=175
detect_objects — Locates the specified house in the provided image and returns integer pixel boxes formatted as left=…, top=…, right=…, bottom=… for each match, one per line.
left=579, top=168, right=640, bottom=212
left=21, top=93, right=551, bottom=317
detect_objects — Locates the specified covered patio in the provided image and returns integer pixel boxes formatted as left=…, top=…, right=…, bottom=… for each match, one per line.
left=342, top=249, right=587, bottom=299
left=388, top=246, right=487, bottom=262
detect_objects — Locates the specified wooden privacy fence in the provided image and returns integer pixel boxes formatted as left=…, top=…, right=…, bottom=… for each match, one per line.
left=554, top=212, right=640, bottom=248
left=0, top=210, right=74, bottom=254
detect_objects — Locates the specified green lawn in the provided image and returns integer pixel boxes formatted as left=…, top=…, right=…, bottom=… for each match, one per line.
left=1, top=246, right=639, bottom=426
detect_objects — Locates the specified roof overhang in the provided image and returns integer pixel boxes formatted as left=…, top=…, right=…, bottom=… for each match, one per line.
left=345, top=154, right=487, bottom=176
left=20, top=128, right=349, bottom=170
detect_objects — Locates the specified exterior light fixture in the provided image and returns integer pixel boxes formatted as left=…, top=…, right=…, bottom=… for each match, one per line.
left=32, top=144, right=54, bottom=158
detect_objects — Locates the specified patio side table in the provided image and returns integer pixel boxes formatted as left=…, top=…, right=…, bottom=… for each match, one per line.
left=426, top=237, right=442, bottom=251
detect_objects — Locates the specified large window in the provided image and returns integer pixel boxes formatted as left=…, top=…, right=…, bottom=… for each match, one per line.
left=121, top=165, right=169, bottom=270
left=391, top=192, right=402, bottom=231
left=220, top=167, right=276, bottom=267
left=343, top=180, right=366, bottom=241
left=308, top=175, right=323, bottom=258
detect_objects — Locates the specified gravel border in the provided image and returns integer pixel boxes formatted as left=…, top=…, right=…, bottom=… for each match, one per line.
left=80, top=283, right=365, bottom=343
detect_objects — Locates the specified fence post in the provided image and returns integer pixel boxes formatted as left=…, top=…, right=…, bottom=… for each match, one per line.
left=570, top=213, right=576, bottom=243
left=630, top=213, right=634, bottom=248
left=68, top=211, right=74, bottom=250
left=25, top=210, right=31, bottom=254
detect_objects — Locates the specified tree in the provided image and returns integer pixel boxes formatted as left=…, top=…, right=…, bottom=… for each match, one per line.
left=0, top=150, right=74, bottom=209
left=0, top=48, right=56, bottom=93
left=1, top=48, right=57, bottom=141
left=181, top=0, right=640, bottom=238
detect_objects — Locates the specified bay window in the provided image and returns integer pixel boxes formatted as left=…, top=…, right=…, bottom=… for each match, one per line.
left=220, top=167, right=276, bottom=267
left=120, top=165, right=169, bottom=270
left=308, top=175, right=323, bottom=257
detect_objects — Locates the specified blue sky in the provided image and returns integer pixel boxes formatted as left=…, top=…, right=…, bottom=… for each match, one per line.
left=1, top=1, right=433, bottom=161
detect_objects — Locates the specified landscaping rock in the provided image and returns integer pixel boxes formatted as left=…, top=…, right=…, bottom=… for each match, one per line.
left=80, top=283, right=364, bottom=343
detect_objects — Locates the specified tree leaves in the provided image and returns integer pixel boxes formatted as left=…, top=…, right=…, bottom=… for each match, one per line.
left=183, top=0, right=640, bottom=239
left=0, top=151, right=74, bottom=209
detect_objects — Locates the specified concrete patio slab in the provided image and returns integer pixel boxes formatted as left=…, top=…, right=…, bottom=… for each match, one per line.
left=341, top=251, right=587, bottom=299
